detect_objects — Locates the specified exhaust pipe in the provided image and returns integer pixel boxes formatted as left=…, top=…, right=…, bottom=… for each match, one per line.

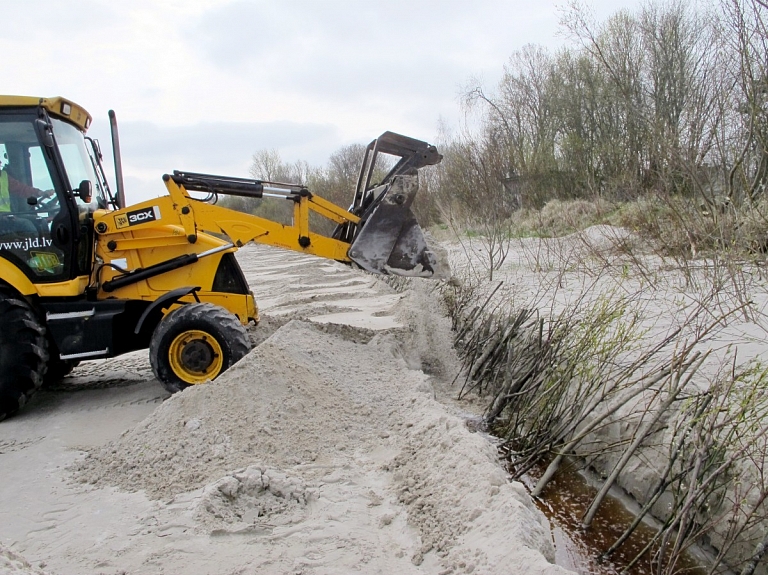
left=108, top=110, right=127, bottom=209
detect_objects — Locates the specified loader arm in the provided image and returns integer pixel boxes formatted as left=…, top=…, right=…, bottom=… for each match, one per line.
left=161, top=168, right=446, bottom=278
left=162, top=172, right=361, bottom=263
left=94, top=132, right=446, bottom=279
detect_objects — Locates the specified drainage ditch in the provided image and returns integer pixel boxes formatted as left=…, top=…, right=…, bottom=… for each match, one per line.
left=510, top=458, right=708, bottom=575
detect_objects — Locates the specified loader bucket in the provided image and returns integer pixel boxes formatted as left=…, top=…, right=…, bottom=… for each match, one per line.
left=347, top=175, right=450, bottom=279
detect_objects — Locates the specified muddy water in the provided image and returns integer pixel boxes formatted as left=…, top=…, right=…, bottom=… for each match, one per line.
left=511, top=461, right=707, bottom=575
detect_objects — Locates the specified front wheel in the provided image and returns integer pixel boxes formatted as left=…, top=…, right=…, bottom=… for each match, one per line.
left=0, top=292, right=48, bottom=420
left=149, top=303, right=251, bottom=394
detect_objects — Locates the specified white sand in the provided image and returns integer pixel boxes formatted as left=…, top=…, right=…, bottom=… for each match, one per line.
left=0, top=244, right=570, bottom=575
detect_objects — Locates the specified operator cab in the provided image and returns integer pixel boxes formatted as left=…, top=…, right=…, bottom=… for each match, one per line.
left=0, top=97, right=113, bottom=282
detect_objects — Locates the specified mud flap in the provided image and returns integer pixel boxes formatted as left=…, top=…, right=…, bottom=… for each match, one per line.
left=347, top=175, right=450, bottom=279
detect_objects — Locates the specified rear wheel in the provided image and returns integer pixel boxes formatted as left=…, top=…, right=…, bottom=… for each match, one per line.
left=0, top=292, right=48, bottom=420
left=149, top=303, right=251, bottom=394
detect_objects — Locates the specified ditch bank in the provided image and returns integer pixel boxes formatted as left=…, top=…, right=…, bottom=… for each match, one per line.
left=442, top=227, right=768, bottom=575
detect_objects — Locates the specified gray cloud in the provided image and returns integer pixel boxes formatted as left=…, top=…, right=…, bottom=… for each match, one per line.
left=190, top=2, right=285, bottom=69
left=87, top=118, right=344, bottom=201
left=189, top=1, right=517, bottom=105
left=119, top=119, right=338, bottom=167
left=0, top=1, right=117, bottom=40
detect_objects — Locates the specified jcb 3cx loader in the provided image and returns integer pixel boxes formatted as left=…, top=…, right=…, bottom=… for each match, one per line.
left=0, top=96, right=447, bottom=420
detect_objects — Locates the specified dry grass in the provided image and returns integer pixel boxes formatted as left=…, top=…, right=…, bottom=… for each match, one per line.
left=509, top=199, right=610, bottom=238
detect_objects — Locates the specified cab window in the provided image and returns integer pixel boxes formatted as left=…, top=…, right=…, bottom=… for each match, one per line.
left=29, top=146, right=54, bottom=190
left=50, top=118, right=103, bottom=212
left=0, top=118, right=67, bottom=279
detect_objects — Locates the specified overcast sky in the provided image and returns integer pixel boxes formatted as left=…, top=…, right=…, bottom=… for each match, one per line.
left=4, top=0, right=638, bottom=203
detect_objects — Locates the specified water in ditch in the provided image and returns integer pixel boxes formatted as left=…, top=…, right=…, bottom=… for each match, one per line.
left=510, top=460, right=709, bottom=575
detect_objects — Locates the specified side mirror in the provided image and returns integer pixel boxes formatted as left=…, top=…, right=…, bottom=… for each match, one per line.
left=77, top=180, right=92, bottom=203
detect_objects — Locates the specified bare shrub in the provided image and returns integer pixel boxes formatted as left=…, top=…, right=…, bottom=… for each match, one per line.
left=441, top=249, right=768, bottom=574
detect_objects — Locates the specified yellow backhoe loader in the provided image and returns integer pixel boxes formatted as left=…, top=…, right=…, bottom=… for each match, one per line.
left=0, top=96, right=447, bottom=420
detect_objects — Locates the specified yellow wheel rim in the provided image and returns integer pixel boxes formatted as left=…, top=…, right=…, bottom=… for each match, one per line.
left=168, top=329, right=224, bottom=384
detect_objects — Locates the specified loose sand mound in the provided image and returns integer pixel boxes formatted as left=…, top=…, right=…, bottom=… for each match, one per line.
left=74, top=319, right=567, bottom=574
left=0, top=545, right=49, bottom=575
left=74, top=321, right=384, bottom=499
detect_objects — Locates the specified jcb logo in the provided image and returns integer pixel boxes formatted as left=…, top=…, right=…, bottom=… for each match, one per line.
left=114, top=214, right=130, bottom=229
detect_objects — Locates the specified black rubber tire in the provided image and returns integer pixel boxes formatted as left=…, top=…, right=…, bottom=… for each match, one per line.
left=0, top=292, right=48, bottom=421
left=43, top=356, right=80, bottom=386
left=149, top=303, right=251, bottom=394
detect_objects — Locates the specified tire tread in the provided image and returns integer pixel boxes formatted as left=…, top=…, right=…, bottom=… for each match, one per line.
left=0, top=292, right=48, bottom=420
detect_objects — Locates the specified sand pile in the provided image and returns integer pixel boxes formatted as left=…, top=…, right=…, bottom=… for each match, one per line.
left=0, top=545, right=49, bottom=575
left=73, top=315, right=568, bottom=574
left=74, top=321, right=384, bottom=499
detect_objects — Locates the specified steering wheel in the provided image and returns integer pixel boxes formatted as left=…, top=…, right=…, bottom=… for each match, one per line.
left=27, top=189, right=57, bottom=213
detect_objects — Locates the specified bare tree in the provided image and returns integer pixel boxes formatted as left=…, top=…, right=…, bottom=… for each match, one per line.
left=436, top=129, right=516, bottom=280
left=722, top=0, right=768, bottom=202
